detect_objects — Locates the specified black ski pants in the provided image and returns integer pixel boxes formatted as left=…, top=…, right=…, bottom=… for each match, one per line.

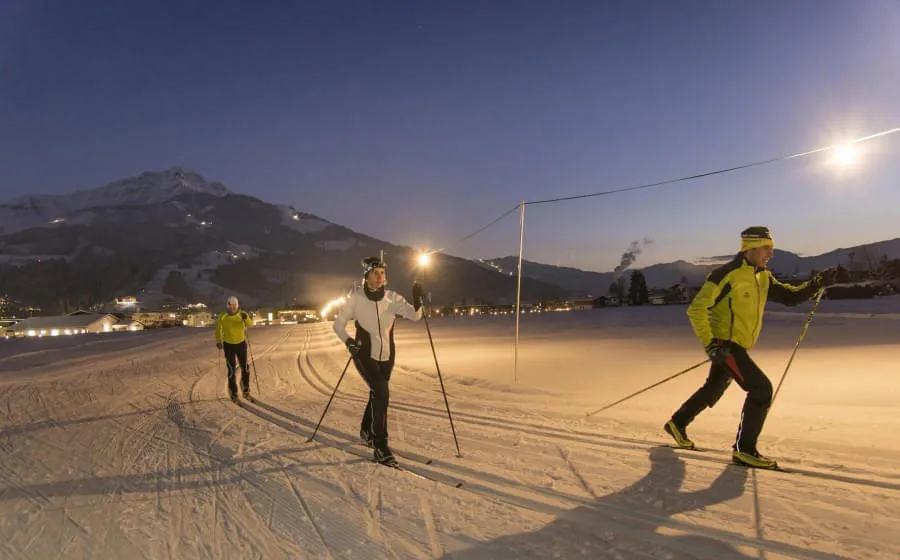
left=223, top=341, right=250, bottom=395
left=671, top=342, right=773, bottom=454
left=352, top=353, right=394, bottom=445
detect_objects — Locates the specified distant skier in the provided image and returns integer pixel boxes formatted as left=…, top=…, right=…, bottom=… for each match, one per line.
left=664, top=226, right=838, bottom=469
left=333, top=257, right=425, bottom=467
left=215, top=296, right=254, bottom=403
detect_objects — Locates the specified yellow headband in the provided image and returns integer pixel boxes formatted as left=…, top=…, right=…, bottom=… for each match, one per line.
left=741, top=237, right=774, bottom=252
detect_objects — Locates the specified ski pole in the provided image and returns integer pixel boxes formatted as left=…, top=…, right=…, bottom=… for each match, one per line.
left=219, top=347, right=231, bottom=395
left=246, top=333, right=261, bottom=396
left=584, top=359, right=710, bottom=418
left=421, top=307, right=462, bottom=458
left=308, top=355, right=353, bottom=442
left=772, top=288, right=825, bottom=406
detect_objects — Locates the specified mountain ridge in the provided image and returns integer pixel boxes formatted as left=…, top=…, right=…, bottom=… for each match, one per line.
left=2, top=167, right=898, bottom=313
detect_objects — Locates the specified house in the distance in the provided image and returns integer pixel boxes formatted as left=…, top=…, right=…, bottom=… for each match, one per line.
left=6, top=311, right=119, bottom=338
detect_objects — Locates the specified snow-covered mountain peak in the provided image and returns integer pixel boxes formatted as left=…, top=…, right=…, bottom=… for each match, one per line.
left=4, top=167, right=230, bottom=211
left=0, top=167, right=232, bottom=234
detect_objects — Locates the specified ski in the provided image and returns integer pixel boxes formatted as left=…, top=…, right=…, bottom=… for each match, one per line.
left=371, top=459, right=463, bottom=487
left=314, top=438, right=463, bottom=488
left=728, top=460, right=791, bottom=473
left=359, top=441, right=433, bottom=465
left=663, top=444, right=706, bottom=452
left=662, top=445, right=793, bottom=472
left=234, top=399, right=461, bottom=487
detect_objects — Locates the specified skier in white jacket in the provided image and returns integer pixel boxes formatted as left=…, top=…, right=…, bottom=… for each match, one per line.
left=333, top=256, right=425, bottom=466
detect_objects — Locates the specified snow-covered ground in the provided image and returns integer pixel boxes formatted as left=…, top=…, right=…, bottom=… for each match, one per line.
left=1, top=296, right=898, bottom=559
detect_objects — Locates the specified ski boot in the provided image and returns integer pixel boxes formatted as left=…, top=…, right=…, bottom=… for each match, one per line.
left=373, top=440, right=398, bottom=467
left=732, top=449, right=779, bottom=470
left=664, top=420, right=696, bottom=450
left=360, top=427, right=375, bottom=448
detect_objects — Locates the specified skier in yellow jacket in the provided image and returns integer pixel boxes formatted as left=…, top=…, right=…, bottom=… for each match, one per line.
left=664, top=226, right=837, bottom=469
left=215, top=296, right=254, bottom=403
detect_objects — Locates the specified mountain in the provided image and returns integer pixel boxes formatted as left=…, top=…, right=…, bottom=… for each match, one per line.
left=481, top=241, right=900, bottom=296
left=0, top=168, right=231, bottom=235
left=0, top=168, right=568, bottom=314
left=476, top=256, right=717, bottom=297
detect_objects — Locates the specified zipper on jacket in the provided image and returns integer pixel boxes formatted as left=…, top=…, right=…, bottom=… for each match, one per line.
left=753, top=272, right=762, bottom=342
left=374, top=300, right=384, bottom=360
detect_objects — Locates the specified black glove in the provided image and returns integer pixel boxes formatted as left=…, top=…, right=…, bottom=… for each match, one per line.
left=345, top=339, right=362, bottom=356
left=216, top=342, right=223, bottom=350
left=412, top=281, right=425, bottom=311
left=241, top=311, right=249, bottom=321
left=705, top=339, right=730, bottom=367
left=814, top=267, right=839, bottom=288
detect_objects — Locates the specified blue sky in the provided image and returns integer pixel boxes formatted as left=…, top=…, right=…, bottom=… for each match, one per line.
left=1, top=1, right=899, bottom=272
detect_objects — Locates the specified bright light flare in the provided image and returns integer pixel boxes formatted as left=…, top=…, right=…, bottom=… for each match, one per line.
left=320, top=296, right=347, bottom=319
left=831, top=144, right=859, bottom=167
left=417, top=252, right=431, bottom=267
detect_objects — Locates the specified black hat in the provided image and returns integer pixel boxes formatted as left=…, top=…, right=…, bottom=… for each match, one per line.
left=361, top=257, right=386, bottom=278
left=740, top=226, right=772, bottom=240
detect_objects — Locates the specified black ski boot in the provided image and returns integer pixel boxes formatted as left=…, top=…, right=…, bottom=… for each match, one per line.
left=360, top=427, right=374, bottom=448
left=373, top=440, right=398, bottom=467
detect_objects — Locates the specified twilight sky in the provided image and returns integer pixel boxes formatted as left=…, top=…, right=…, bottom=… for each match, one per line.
left=1, top=0, right=899, bottom=272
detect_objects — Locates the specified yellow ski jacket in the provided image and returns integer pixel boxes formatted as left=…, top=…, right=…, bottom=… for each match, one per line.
left=687, top=254, right=820, bottom=350
left=215, top=311, right=253, bottom=345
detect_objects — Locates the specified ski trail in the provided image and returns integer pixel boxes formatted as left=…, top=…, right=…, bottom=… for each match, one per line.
left=207, top=415, right=239, bottom=451
left=280, top=468, right=335, bottom=560
left=752, top=469, right=769, bottom=560
left=556, top=445, right=599, bottom=499
left=367, top=473, right=383, bottom=541
left=234, top=425, right=248, bottom=466
left=212, top=470, right=222, bottom=558
left=420, top=494, right=444, bottom=558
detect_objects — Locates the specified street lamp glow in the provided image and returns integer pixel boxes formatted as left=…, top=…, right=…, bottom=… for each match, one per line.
left=832, top=144, right=859, bottom=167
left=417, top=253, right=431, bottom=267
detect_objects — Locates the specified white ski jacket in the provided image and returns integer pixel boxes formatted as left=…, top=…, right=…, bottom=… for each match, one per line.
left=333, top=286, right=422, bottom=362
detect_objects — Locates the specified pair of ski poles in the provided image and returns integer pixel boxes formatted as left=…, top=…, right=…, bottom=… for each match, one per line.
left=308, top=298, right=462, bottom=457
left=584, top=289, right=825, bottom=418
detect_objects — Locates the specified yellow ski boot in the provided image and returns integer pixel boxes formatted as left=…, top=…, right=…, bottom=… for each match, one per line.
left=664, top=420, right=696, bottom=450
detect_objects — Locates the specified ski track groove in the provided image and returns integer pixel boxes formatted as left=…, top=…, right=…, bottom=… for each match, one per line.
left=751, top=469, right=769, bottom=560
left=302, top=352, right=900, bottom=493
left=279, top=465, right=335, bottom=560
left=301, top=346, right=900, bottom=489
left=288, top=360, right=896, bottom=532
left=1, top=331, right=297, bottom=560
left=420, top=494, right=444, bottom=558
left=556, top=444, right=600, bottom=500
left=287, top=455, right=435, bottom=559
left=295, top=351, right=334, bottom=399
left=3, top=324, right=892, bottom=559
left=251, top=375, right=854, bottom=560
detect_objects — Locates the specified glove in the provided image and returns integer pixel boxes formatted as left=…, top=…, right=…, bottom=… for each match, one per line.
left=345, top=339, right=362, bottom=356
left=412, top=281, right=425, bottom=311
left=216, top=342, right=223, bottom=350
left=814, top=267, right=839, bottom=288
left=241, top=311, right=249, bottom=321
left=705, top=339, right=730, bottom=367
